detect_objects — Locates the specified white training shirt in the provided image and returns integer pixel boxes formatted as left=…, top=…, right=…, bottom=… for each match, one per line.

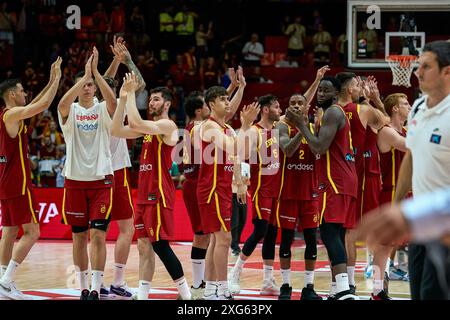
left=406, top=93, right=450, bottom=196
left=58, top=102, right=113, bottom=181
left=99, top=100, right=132, bottom=171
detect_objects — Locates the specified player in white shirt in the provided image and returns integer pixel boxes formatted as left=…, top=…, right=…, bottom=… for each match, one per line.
left=57, top=47, right=117, bottom=300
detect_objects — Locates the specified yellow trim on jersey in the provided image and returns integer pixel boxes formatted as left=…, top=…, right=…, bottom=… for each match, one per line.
left=156, top=202, right=161, bottom=241
left=356, top=104, right=361, bottom=115
left=105, top=187, right=114, bottom=220
left=275, top=201, right=281, bottom=228
left=27, top=188, right=38, bottom=224
left=123, top=168, right=127, bottom=187
left=391, top=148, right=396, bottom=202
left=252, top=126, right=263, bottom=202
left=214, top=192, right=228, bottom=232
left=360, top=173, right=366, bottom=220
left=326, top=151, right=339, bottom=194
left=156, top=135, right=167, bottom=208
left=320, top=192, right=327, bottom=224
left=62, top=188, right=68, bottom=225
left=207, top=146, right=218, bottom=204
left=17, top=123, right=27, bottom=195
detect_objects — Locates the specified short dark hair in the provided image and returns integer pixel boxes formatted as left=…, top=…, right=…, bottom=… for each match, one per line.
left=289, top=93, right=307, bottom=100
left=423, top=40, right=450, bottom=70
left=335, top=72, right=356, bottom=91
left=185, top=94, right=204, bottom=118
left=257, top=94, right=278, bottom=108
left=320, top=76, right=341, bottom=92
left=0, top=79, right=21, bottom=99
left=204, top=86, right=228, bottom=107
left=150, top=87, right=173, bottom=103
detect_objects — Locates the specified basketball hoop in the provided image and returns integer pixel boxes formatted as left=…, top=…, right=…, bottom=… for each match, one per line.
left=386, top=55, right=418, bottom=87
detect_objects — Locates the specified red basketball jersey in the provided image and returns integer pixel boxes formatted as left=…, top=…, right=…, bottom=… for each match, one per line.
left=249, top=123, right=281, bottom=199
left=317, top=106, right=358, bottom=197
left=379, top=126, right=407, bottom=192
left=341, top=103, right=366, bottom=184
left=197, top=117, right=235, bottom=204
left=182, top=121, right=200, bottom=180
left=0, top=110, right=32, bottom=199
left=279, top=121, right=318, bottom=200
left=136, top=133, right=175, bottom=209
left=364, top=127, right=381, bottom=175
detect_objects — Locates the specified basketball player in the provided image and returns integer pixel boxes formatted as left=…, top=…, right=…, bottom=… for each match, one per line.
left=0, top=58, right=62, bottom=299
left=197, top=86, right=259, bottom=300
left=228, top=94, right=281, bottom=296
left=275, top=93, right=322, bottom=300
left=100, top=37, right=146, bottom=299
left=111, top=73, right=191, bottom=300
left=182, top=67, right=246, bottom=299
left=57, top=48, right=117, bottom=300
left=371, top=93, right=411, bottom=300
left=289, top=76, right=358, bottom=300
left=334, top=72, right=389, bottom=294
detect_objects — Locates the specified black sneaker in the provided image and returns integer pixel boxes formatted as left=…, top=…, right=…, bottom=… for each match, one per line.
left=370, top=290, right=392, bottom=300
left=300, top=284, right=323, bottom=300
left=349, top=285, right=356, bottom=295
left=334, top=289, right=359, bottom=300
left=87, top=290, right=99, bottom=300
left=278, top=283, right=292, bottom=300
left=327, top=294, right=337, bottom=300
left=80, top=289, right=90, bottom=300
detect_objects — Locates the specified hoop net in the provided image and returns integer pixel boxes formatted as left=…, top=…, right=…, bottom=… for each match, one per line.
left=386, top=55, right=418, bottom=88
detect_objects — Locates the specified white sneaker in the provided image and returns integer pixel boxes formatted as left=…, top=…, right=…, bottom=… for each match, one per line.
left=202, top=290, right=218, bottom=300
left=217, top=289, right=234, bottom=300
left=228, top=269, right=241, bottom=294
left=0, top=281, right=27, bottom=300
left=190, top=281, right=206, bottom=300
left=260, top=278, right=280, bottom=296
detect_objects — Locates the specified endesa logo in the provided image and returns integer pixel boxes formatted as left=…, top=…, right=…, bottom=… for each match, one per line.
left=287, top=163, right=314, bottom=171
left=140, top=164, right=153, bottom=172
left=76, top=114, right=99, bottom=131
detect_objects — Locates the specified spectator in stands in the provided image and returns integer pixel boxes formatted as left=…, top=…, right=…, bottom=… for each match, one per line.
left=200, top=56, right=220, bottom=91
left=357, top=22, right=378, bottom=58
left=310, top=9, right=323, bottom=33
left=242, top=33, right=264, bottom=68
left=0, top=1, right=15, bottom=45
left=195, top=22, right=213, bottom=61
left=53, top=144, right=66, bottom=188
left=246, top=66, right=273, bottom=84
left=38, top=134, right=58, bottom=187
left=174, top=4, right=197, bottom=54
left=159, top=5, right=175, bottom=61
left=169, top=54, right=187, bottom=87
left=109, top=0, right=125, bottom=35
left=312, top=23, right=332, bottom=66
left=280, top=15, right=291, bottom=35
left=38, top=6, right=61, bottom=44
left=92, top=2, right=109, bottom=48
left=44, top=120, right=64, bottom=146
left=130, top=5, right=150, bottom=54
left=170, top=160, right=185, bottom=190
left=336, top=33, right=347, bottom=66
left=284, top=15, right=306, bottom=65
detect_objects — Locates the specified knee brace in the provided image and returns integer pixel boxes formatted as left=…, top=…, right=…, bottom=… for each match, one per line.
left=152, top=240, right=184, bottom=280
left=72, top=226, right=89, bottom=233
left=279, top=228, right=295, bottom=259
left=320, top=223, right=347, bottom=266
left=303, top=228, right=318, bottom=261
left=191, top=246, right=207, bottom=260
left=262, top=224, right=278, bottom=260
left=89, top=219, right=110, bottom=232
left=242, top=219, right=268, bottom=257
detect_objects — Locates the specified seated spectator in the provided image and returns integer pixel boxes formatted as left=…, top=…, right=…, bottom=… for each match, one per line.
left=44, top=120, right=64, bottom=146
left=313, top=23, right=332, bottom=66
left=200, top=56, right=220, bottom=91
left=275, top=56, right=299, bottom=68
left=38, top=135, right=58, bottom=187
left=246, top=66, right=273, bottom=83
left=284, top=15, right=306, bottom=65
left=52, top=144, right=66, bottom=188
left=169, top=161, right=185, bottom=189
left=242, top=33, right=264, bottom=67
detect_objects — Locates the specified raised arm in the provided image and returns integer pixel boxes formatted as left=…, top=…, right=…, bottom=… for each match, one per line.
left=303, top=65, right=330, bottom=106
left=106, top=38, right=146, bottom=93
left=5, top=57, right=62, bottom=124
left=58, top=55, right=93, bottom=123
left=377, top=126, right=407, bottom=153
left=111, top=82, right=142, bottom=139
left=225, top=66, right=246, bottom=122
left=92, top=46, right=117, bottom=117
left=276, top=120, right=304, bottom=158
left=226, top=67, right=239, bottom=97
left=293, top=105, right=344, bottom=155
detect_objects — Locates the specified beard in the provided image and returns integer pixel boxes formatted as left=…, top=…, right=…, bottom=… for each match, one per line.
left=317, top=97, right=334, bottom=109
left=149, top=106, right=164, bottom=117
